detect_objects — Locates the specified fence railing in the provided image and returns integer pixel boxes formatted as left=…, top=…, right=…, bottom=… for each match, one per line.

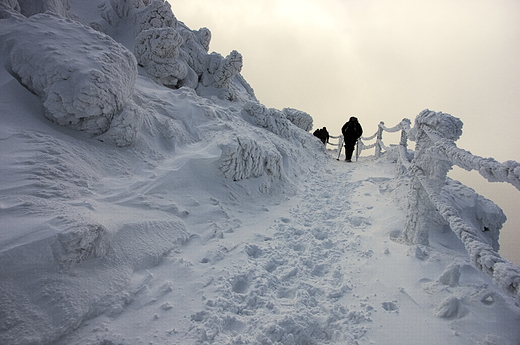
left=357, top=119, right=412, bottom=160
left=327, top=119, right=411, bottom=161
left=345, top=109, right=520, bottom=302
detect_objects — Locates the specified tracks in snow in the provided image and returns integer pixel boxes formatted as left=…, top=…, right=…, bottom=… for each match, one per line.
left=185, top=160, right=397, bottom=344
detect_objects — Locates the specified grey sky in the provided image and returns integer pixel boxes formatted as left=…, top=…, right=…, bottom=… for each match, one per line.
left=169, top=0, right=520, bottom=264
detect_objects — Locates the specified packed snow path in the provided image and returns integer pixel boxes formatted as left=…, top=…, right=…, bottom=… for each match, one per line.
left=56, top=157, right=519, bottom=345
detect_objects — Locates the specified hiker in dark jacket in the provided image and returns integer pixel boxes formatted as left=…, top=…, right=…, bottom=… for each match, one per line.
left=313, top=127, right=330, bottom=145
left=341, top=117, right=363, bottom=162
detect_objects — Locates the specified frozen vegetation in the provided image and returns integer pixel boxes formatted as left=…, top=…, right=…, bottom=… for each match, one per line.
left=0, top=1, right=519, bottom=344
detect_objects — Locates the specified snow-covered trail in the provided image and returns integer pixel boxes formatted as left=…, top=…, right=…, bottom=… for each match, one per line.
left=56, top=157, right=519, bottom=345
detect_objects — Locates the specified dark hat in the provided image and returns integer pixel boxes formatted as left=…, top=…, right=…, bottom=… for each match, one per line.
left=349, top=117, right=358, bottom=122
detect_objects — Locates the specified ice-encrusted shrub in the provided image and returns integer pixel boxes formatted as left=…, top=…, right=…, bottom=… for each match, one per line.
left=2, top=12, right=140, bottom=138
left=243, top=102, right=299, bottom=141
left=283, top=107, right=313, bottom=131
left=217, top=134, right=282, bottom=181
left=198, top=50, right=244, bottom=100
left=134, top=27, right=197, bottom=88
left=194, top=26, right=211, bottom=53
left=135, top=0, right=176, bottom=34
left=99, top=0, right=201, bottom=90
left=98, top=0, right=175, bottom=35
left=178, top=25, right=211, bottom=75
left=217, top=104, right=319, bottom=184
left=98, top=0, right=249, bottom=98
left=201, top=51, right=243, bottom=89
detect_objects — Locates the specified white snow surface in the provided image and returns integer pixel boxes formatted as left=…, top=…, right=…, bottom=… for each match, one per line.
left=1, top=11, right=139, bottom=136
left=0, top=1, right=519, bottom=345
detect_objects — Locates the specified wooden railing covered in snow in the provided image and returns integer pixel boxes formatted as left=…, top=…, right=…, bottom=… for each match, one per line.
left=355, top=109, right=520, bottom=302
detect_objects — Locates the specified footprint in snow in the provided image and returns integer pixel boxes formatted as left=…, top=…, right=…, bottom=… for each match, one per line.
left=244, top=243, right=263, bottom=258
left=231, top=275, right=250, bottom=294
left=382, top=301, right=399, bottom=312
left=349, top=216, right=371, bottom=227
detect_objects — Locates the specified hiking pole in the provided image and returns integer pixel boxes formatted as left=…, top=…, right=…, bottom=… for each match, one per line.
left=355, top=139, right=360, bottom=161
left=336, top=135, right=344, bottom=160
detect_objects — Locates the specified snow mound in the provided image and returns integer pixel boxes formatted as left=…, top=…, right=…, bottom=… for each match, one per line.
left=1, top=12, right=141, bottom=139
left=441, top=178, right=506, bottom=251
left=0, top=219, right=188, bottom=345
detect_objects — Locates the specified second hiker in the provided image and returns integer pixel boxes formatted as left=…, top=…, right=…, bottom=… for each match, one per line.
left=313, top=127, right=330, bottom=145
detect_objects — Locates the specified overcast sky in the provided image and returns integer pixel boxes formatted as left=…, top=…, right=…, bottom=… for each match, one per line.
left=169, top=0, right=520, bottom=263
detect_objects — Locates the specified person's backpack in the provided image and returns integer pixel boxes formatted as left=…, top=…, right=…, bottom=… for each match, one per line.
left=341, top=122, right=351, bottom=136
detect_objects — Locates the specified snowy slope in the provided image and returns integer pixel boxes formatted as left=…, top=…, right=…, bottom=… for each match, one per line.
left=0, top=1, right=519, bottom=344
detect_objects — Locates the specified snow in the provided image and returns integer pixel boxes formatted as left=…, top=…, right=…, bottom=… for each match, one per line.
left=0, top=1, right=519, bottom=344
left=1, top=12, right=139, bottom=137
left=282, top=107, right=313, bottom=132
